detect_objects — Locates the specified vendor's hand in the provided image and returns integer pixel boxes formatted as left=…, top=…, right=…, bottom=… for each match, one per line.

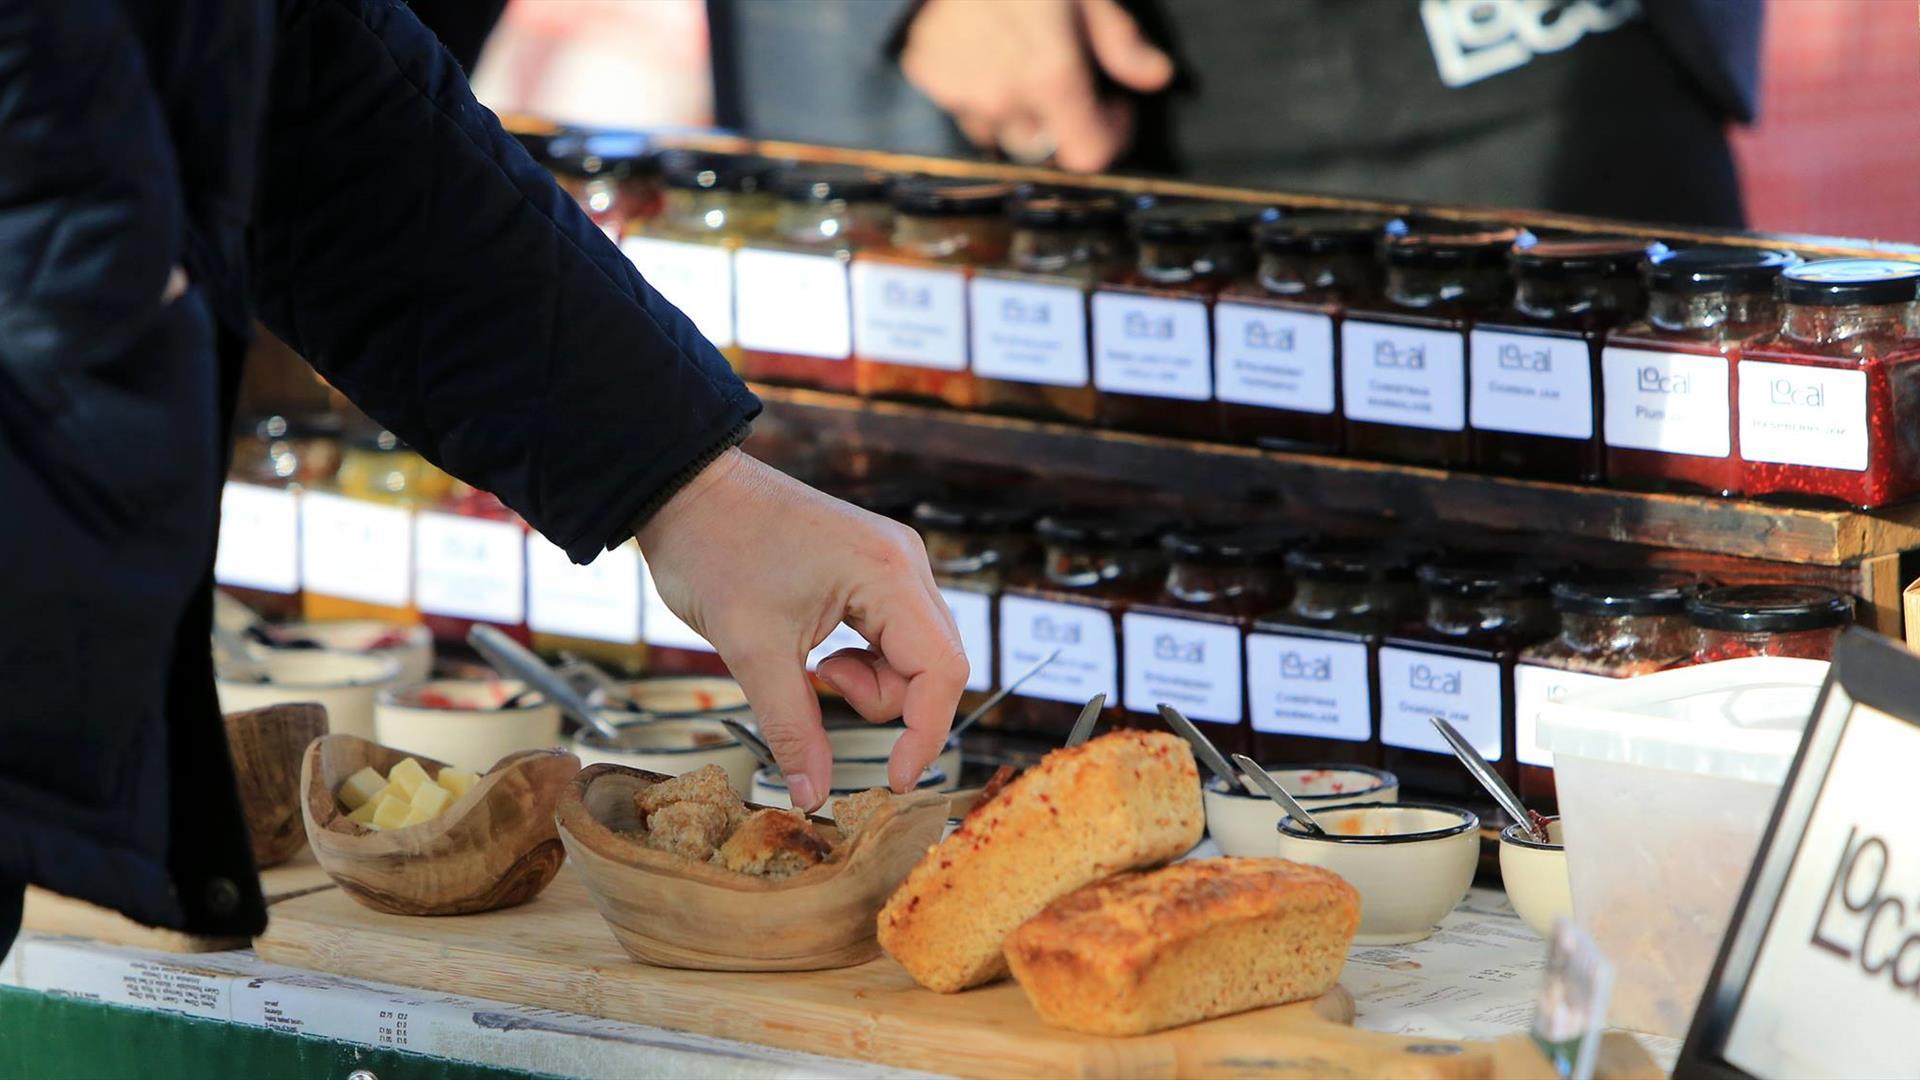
left=636, top=449, right=969, bottom=811
left=900, top=0, right=1173, bottom=171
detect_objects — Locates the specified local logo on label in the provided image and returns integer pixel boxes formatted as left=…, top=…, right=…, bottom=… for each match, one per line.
left=1030, top=616, right=1082, bottom=645
left=1496, top=342, right=1550, bottom=371
left=1279, top=651, right=1333, bottom=680
left=1000, top=296, right=1051, bottom=326
left=1153, top=634, right=1204, bottom=664
left=1809, top=824, right=1920, bottom=995
left=1637, top=366, right=1691, bottom=394
left=1373, top=340, right=1426, bottom=369
left=1770, top=377, right=1827, bottom=407
left=1243, top=322, right=1296, bottom=351
left=883, top=279, right=932, bottom=310
left=1409, top=663, right=1461, bottom=693
left=1124, top=310, right=1175, bottom=340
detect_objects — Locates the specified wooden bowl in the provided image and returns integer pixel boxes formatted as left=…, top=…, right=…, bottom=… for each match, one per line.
left=555, top=763, right=947, bottom=971
left=225, top=703, right=331, bottom=868
left=301, top=733, right=579, bottom=916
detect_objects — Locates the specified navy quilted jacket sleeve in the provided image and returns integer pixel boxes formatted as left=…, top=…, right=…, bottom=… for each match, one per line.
left=252, top=0, right=759, bottom=564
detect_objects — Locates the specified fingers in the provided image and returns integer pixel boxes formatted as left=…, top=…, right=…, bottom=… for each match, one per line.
left=862, top=595, right=970, bottom=793
left=1028, top=48, right=1129, bottom=173
left=1080, top=0, right=1174, bottom=92
left=727, top=648, right=833, bottom=812
left=815, top=648, right=913, bottom=725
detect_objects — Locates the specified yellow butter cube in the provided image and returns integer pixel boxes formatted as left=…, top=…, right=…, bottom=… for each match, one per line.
left=370, top=792, right=413, bottom=830
left=386, top=757, right=432, bottom=798
left=346, top=798, right=383, bottom=829
left=337, top=766, right=389, bottom=811
left=408, top=779, right=452, bottom=819
left=435, top=768, right=479, bottom=800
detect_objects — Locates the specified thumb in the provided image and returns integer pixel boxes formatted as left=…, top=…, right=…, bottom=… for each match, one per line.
left=727, top=649, right=833, bottom=812
left=1080, top=0, right=1173, bottom=92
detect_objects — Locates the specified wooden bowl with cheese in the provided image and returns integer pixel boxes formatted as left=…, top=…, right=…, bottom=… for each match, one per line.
left=224, top=702, right=331, bottom=868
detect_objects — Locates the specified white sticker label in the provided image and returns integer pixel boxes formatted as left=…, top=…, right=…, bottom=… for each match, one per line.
left=215, top=482, right=300, bottom=593
left=1737, top=360, right=1869, bottom=471
left=638, top=550, right=714, bottom=652
left=412, top=512, right=525, bottom=623
left=298, top=492, right=411, bottom=607
left=1245, top=632, right=1373, bottom=743
left=997, top=595, right=1117, bottom=705
left=1213, top=303, right=1336, bottom=414
left=941, top=587, right=994, bottom=692
left=1090, top=291, right=1212, bottom=401
left=850, top=261, right=968, bottom=370
left=1339, top=321, right=1467, bottom=430
left=807, top=622, right=870, bottom=670
left=1376, top=646, right=1504, bottom=760
left=732, top=248, right=852, bottom=359
left=1600, top=347, right=1732, bottom=457
left=525, top=536, right=642, bottom=644
left=620, top=236, right=735, bottom=348
left=1513, top=664, right=1617, bottom=767
left=968, top=277, right=1089, bottom=387
left=1468, top=328, right=1594, bottom=438
left=1121, top=613, right=1244, bottom=724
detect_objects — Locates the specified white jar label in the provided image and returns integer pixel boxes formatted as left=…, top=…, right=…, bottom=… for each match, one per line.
left=1468, top=328, right=1594, bottom=438
left=1090, top=292, right=1212, bottom=401
left=1245, top=633, right=1372, bottom=743
left=1513, top=664, right=1617, bottom=767
left=1340, top=321, right=1467, bottom=430
left=637, top=550, right=714, bottom=652
left=298, top=492, right=411, bottom=608
left=1737, top=360, right=1870, bottom=471
left=997, top=595, right=1117, bottom=705
left=620, top=237, right=735, bottom=348
left=968, top=277, right=1089, bottom=387
left=1600, top=347, right=1732, bottom=457
left=1213, top=304, right=1336, bottom=414
left=412, top=512, right=526, bottom=623
left=940, top=587, right=995, bottom=692
left=1120, top=613, right=1244, bottom=724
left=526, top=537, right=643, bottom=645
left=215, top=482, right=300, bottom=594
left=1376, top=646, right=1504, bottom=760
left=850, top=261, right=968, bottom=370
left=732, top=248, right=852, bottom=359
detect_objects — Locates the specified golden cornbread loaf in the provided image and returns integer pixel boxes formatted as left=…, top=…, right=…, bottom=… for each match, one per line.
left=877, top=730, right=1204, bottom=993
left=1003, top=857, right=1360, bottom=1036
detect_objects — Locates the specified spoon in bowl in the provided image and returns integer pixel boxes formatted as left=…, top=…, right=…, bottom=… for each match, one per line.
left=1157, top=704, right=1238, bottom=788
left=467, top=625, right=625, bottom=742
left=718, top=717, right=780, bottom=773
left=949, top=647, right=1061, bottom=741
left=1230, top=753, right=1327, bottom=837
left=1065, top=693, right=1107, bottom=747
left=1429, top=715, right=1547, bottom=842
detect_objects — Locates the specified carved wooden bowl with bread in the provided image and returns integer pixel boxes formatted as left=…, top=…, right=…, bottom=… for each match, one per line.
left=224, top=702, right=331, bottom=868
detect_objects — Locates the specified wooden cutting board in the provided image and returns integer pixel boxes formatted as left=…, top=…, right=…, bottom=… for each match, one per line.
left=23, top=848, right=337, bottom=954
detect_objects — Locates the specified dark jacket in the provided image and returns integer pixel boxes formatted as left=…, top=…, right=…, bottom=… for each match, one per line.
left=0, top=0, right=757, bottom=935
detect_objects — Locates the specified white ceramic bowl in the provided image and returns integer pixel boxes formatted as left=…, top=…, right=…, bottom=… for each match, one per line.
left=1499, top=815, right=1571, bottom=938
left=571, top=716, right=758, bottom=795
left=261, top=619, right=434, bottom=687
left=592, top=676, right=749, bottom=718
left=373, top=679, right=563, bottom=772
left=824, top=725, right=963, bottom=792
left=216, top=650, right=400, bottom=741
left=1274, top=802, right=1480, bottom=945
left=751, top=763, right=948, bottom=819
left=1203, top=765, right=1400, bottom=856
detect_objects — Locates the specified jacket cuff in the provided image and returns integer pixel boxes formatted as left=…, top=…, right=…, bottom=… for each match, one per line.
left=608, top=417, right=756, bottom=550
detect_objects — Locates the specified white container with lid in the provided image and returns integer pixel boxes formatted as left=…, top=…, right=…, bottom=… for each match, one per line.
left=1538, top=656, right=1828, bottom=1038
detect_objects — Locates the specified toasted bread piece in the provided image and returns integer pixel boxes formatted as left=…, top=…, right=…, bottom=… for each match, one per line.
left=644, top=800, right=732, bottom=861
left=713, top=809, right=833, bottom=880
left=831, top=787, right=893, bottom=840
left=633, top=763, right=747, bottom=829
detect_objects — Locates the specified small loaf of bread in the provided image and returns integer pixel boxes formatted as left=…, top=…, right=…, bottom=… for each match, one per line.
left=877, top=730, right=1204, bottom=993
left=1004, top=857, right=1360, bottom=1036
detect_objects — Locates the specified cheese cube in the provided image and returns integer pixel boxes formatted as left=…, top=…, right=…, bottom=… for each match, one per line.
left=370, top=792, right=413, bottom=830
left=401, top=781, right=452, bottom=826
left=435, top=768, right=479, bottom=800
left=337, top=766, right=389, bottom=811
left=386, top=757, right=432, bottom=798
left=346, top=798, right=383, bottom=829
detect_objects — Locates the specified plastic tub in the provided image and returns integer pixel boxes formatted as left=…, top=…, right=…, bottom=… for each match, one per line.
left=1537, top=656, right=1828, bottom=1037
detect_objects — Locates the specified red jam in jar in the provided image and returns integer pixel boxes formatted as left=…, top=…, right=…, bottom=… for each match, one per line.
left=1686, top=583, right=1853, bottom=663
left=415, top=481, right=533, bottom=649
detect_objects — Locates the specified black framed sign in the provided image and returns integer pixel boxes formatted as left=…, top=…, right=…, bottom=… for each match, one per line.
left=1677, top=628, right=1920, bottom=1079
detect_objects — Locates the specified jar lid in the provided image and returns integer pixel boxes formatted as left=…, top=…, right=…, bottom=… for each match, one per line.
left=1509, top=236, right=1663, bottom=280
left=890, top=176, right=1015, bottom=216
left=550, top=131, right=659, bottom=180
left=1383, top=221, right=1528, bottom=269
left=1254, top=212, right=1397, bottom=256
left=1415, top=555, right=1550, bottom=598
left=1284, top=540, right=1419, bottom=583
left=1036, top=511, right=1175, bottom=548
left=659, top=149, right=774, bottom=194
left=912, top=498, right=1038, bottom=533
left=1551, top=578, right=1693, bottom=616
left=1009, top=189, right=1126, bottom=230
left=775, top=164, right=891, bottom=204
left=1129, top=201, right=1264, bottom=244
left=1686, top=584, right=1854, bottom=633
left=346, top=428, right=410, bottom=453
left=1778, top=258, right=1920, bottom=307
left=1643, top=245, right=1798, bottom=295
left=1161, top=523, right=1305, bottom=564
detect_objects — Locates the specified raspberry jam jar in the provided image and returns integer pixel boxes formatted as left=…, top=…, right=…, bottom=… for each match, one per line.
left=1603, top=247, right=1798, bottom=495
left=914, top=497, right=1040, bottom=720
left=852, top=178, right=1014, bottom=408
left=218, top=412, right=343, bottom=620
left=1092, top=202, right=1259, bottom=439
left=1686, top=584, right=1853, bottom=663
left=1739, top=259, right=1920, bottom=507
left=736, top=165, right=893, bottom=393
left=1470, top=238, right=1655, bottom=482
left=415, top=482, right=532, bottom=649
left=1215, top=213, right=1392, bottom=452
left=970, top=191, right=1129, bottom=423
left=1343, top=222, right=1525, bottom=467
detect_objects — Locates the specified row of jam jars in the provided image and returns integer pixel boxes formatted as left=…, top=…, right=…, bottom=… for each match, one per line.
left=852, top=178, right=1016, bottom=409
left=1603, top=247, right=1798, bottom=495
left=301, top=430, right=452, bottom=626
left=217, top=412, right=344, bottom=619
left=414, top=481, right=533, bottom=648
left=1686, top=583, right=1853, bottom=662
left=912, top=497, right=1040, bottom=719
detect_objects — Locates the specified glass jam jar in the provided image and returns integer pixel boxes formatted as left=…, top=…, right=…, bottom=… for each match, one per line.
left=1343, top=221, right=1525, bottom=467
left=1092, top=202, right=1260, bottom=439
left=1215, top=213, right=1392, bottom=452
left=301, top=429, right=452, bottom=626
left=970, top=191, right=1130, bottom=423
left=913, top=498, right=1040, bottom=721
left=852, top=177, right=1015, bottom=408
left=528, top=536, right=651, bottom=678
left=736, top=165, right=894, bottom=393
left=217, top=412, right=343, bottom=620
left=1248, top=540, right=1421, bottom=768
left=550, top=131, right=662, bottom=242
left=1687, top=584, right=1853, bottom=663
left=1739, top=259, right=1920, bottom=507
left=1470, top=237, right=1656, bottom=482
left=414, top=481, right=532, bottom=649
left=1603, top=247, right=1798, bottom=495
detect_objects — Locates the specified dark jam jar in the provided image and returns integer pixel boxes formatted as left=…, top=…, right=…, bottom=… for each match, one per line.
left=736, top=165, right=893, bottom=393
left=1470, top=237, right=1656, bottom=481
left=1248, top=540, right=1419, bottom=768
left=1739, top=259, right=1920, bottom=507
left=1687, top=584, right=1853, bottom=663
left=971, top=191, right=1129, bottom=423
left=1378, top=555, right=1554, bottom=797
left=218, top=412, right=344, bottom=620
left=1343, top=222, right=1525, bottom=467
left=1092, top=202, right=1259, bottom=439
left=1604, top=247, right=1797, bottom=495
left=551, top=131, right=662, bottom=242
left=852, top=177, right=1014, bottom=409
left=914, top=498, right=1040, bottom=721
left=1215, top=213, right=1392, bottom=452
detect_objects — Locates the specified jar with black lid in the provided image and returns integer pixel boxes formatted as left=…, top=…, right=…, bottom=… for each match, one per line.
left=549, top=131, right=662, bottom=241
left=914, top=498, right=1041, bottom=719
left=219, top=413, right=344, bottom=619
left=1688, top=583, right=1853, bottom=663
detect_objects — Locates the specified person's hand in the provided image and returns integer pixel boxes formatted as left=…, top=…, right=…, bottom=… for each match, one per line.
left=900, top=0, right=1173, bottom=172
left=636, top=449, right=970, bottom=811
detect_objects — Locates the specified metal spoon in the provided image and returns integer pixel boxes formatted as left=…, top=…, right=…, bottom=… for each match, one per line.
left=719, top=717, right=779, bottom=773
left=1158, top=704, right=1238, bottom=787
left=949, top=647, right=1061, bottom=741
left=1231, top=753, right=1327, bottom=837
left=1429, top=715, right=1546, bottom=842
left=467, top=625, right=625, bottom=742
left=210, top=623, right=268, bottom=683
left=556, top=651, right=623, bottom=699
left=1064, top=692, right=1106, bottom=747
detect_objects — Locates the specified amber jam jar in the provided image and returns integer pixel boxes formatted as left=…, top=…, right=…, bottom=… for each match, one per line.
left=1343, top=222, right=1525, bottom=467
left=850, top=178, right=1014, bottom=409
left=1603, top=247, right=1798, bottom=496
left=1469, top=238, right=1655, bottom=482
left=301, top=430, right=452, bottom=627
left=914, top=498, right=1040, bottom=720
left=551, top=131, right=662, bottom=242
left=971, top=191, right=1129, bottom=423
left=1738, top=259, right=1920, bottom=507
left=1215, top=213, right=1392, bottom=452
left=1687, top=584, right=1853, bottom=663
left=998, top=511, right=1171, bottom=739
left=1249, top=540, right=1421, bottom=769
left=734, top=166, right=893, bottom=394
left=218, top=413, right=344, bottom=620
left=1092, top=202, right=1259, bottom=439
